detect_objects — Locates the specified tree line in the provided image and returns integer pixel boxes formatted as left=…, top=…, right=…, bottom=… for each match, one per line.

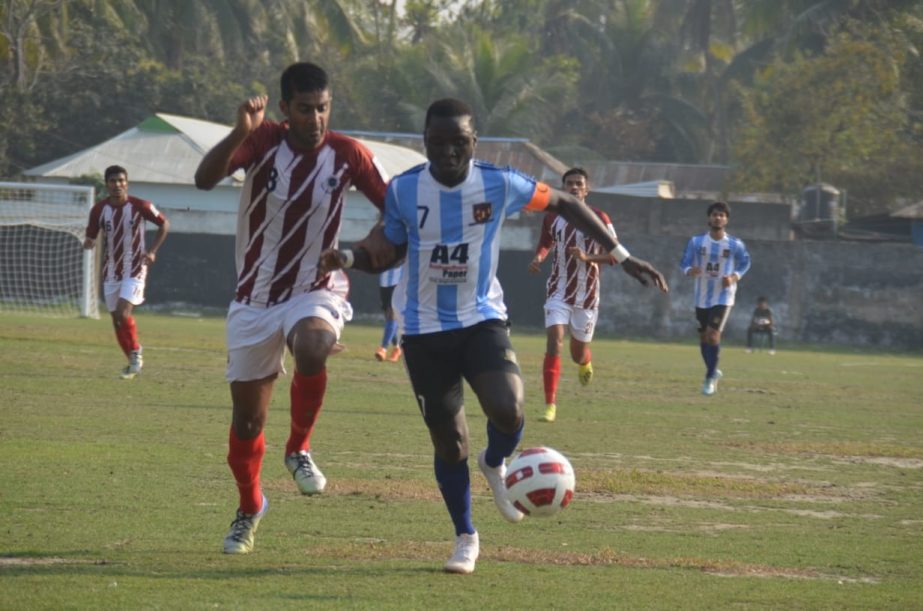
left=2, top=0, right=921, bottom=217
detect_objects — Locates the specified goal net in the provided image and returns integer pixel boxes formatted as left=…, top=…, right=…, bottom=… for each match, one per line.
left=0, top=181, right=99, bottom=318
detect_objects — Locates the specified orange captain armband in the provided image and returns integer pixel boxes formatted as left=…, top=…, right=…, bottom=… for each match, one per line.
left=524, top=182, right=552, bottom=212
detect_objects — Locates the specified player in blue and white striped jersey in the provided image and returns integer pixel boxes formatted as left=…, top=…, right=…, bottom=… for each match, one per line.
left=680, top=201, right=751, bottom=396
left=374, top=265, right=403, bottom=362
left=319, top=98, right=667, bottom=574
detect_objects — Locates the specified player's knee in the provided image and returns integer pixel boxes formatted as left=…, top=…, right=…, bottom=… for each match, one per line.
left=231, top=416, right=265, bottom=439
left=483, top=397, right=523, bottom=433
left=290, top=328, right=335, bottom=374
left=433, top=431, right=468, bottom=463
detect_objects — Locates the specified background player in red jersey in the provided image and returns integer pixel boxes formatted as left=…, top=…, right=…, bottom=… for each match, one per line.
left=194, top=62, right=389, bottom=554
left=83, top=165, right=169, bottom=379
left=528, top=168, right=662, bottom=423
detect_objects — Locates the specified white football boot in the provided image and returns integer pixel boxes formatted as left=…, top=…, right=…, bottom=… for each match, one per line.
left=444, top=532, right=479, bottom=574
left=477, top=449, right=523, bottom=523
left=223, top=495, right=268, bottom=554
left=285, top=451, right=327, bottom=494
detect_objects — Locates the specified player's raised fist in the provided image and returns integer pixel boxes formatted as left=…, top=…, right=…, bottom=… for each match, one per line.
left=237, top=95, right=268, bottom=133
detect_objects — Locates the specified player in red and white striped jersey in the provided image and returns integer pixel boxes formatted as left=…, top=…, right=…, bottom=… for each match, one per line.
left=528, top=168, right=617, bottom=423
left=195, top=62, right=388, bottom=555
left=84, top=165, right=170, bottom=380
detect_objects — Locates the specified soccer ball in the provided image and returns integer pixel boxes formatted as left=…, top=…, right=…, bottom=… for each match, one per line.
left=504, top=447, right=575, bottom=517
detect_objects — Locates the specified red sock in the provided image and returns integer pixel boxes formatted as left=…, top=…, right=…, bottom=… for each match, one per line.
left=286, top=369, right=327, bottom=455
left=113, top=324, right=132, bottom=357
left=122, top=315, right=140, bottom=351
left=227, top=427, right=265, bottom=514
left=543, top=354, right=561, bottom=404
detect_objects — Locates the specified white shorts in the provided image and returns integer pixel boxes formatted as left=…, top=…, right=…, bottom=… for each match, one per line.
left=104, top=278, right=146, bottom=312
left=544, top=298, right=598, bottom=343
left=225, top=290, right=353, bottom=382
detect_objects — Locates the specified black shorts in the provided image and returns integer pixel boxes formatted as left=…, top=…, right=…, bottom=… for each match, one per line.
left=401, top=319, right=521, bottom=425
left=379, top=285, right=396, bottom=311
left=696, top=305, right=732, bottom=333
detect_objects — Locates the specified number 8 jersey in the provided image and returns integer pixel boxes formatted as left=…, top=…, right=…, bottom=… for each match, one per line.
left=384, top=160, right=550, bottom=335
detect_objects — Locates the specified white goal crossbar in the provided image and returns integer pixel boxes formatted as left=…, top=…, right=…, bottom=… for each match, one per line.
left=0, top=181, right=99, bottom=318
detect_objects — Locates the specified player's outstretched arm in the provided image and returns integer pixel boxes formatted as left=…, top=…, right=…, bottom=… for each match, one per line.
left=548, top=190, right=667, bottom=292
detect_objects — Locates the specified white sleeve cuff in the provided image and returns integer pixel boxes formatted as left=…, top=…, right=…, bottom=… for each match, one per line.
left=609, top=244, right=631, bottom=263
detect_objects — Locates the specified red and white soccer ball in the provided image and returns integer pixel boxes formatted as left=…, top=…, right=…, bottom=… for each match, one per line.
left=504, top=447, right=575, bottom=517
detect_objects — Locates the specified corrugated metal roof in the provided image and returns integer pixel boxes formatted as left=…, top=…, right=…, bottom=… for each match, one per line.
left=574, top=160, right=730, bottom=194
left=595, top=180, right=676, bottom=198
left=340, top=131, right=567, bottom=182
left=891, top=201, right=923, bottom=220
left=25, top=114, right=427, bottom=185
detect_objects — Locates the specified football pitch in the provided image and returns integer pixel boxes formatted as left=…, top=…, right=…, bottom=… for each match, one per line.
left=1, top=312, right=921, bottom=610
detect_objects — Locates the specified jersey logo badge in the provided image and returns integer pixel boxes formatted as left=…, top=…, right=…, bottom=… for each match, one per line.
left=722, top=249, right=730, bottom=258
left=322, top=176, right=340, bottom=193
left=471, top=202, right=492, bottom=224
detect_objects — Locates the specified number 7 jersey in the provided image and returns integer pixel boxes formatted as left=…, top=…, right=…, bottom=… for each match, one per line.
left=383, top=160, right=550, bottom=335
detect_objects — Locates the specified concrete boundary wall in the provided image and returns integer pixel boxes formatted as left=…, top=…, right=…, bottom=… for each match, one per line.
left=145, top=233, right=923, bottom=349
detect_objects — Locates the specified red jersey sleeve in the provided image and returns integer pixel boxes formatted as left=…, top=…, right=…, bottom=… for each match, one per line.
left=85, top=201, right=105, bottom=239
left=535, top=212, right=556, bottom=258
left=348, top=139, right=387, bottom=211
left=131, top=196, right=167, bottom=226
left=228, top=121, right=284, bottom=174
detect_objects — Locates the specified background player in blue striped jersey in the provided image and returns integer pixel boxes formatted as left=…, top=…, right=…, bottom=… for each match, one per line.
left=375, top=266, right=403, bottom=362
left=319, top=98, right=667, bottom=574
left=679, top=201, right=751, bottom=396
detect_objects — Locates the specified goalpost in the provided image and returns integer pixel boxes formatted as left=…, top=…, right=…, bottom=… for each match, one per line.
left=0, top=181, right=99, bottom=319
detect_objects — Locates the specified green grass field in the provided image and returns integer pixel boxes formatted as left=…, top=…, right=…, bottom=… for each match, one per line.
left=1, top=312, right=921, bottom=610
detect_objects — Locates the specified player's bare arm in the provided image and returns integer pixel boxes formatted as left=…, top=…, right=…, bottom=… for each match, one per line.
left=528, top=255, right=544, bottom=274
left=195, top=95, right=268, bottom=190
left=621, top=258, right=669, bottom=292
left=567, top=247, right=616, bottom=265
left=317, top=241, right=408, bottom=277
left=355, top=223, right=399, bottom=270
left=143, top=218, right=170, bottom=265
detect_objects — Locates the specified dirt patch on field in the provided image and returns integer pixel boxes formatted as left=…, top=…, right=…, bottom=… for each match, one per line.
left=835, top=456, right=923, bottom=469
left=722, top=441, right=923, bottom=464
left=0, top=557, right=102, bottom=567
left=309, top=540, right=878, bottom=582
left=264, top=475, right=467, bottom=502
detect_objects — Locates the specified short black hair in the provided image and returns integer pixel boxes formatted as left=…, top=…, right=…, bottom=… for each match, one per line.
left=280, top=62, right=329, bottom=102
left=562, top=167, right=588, bottom=184
left=757, top=296, right=768, bottom=303
left=707, top=200, right=730, bottom=217
left=105, top=165, right=127, bottom=181
left=425, top=98, right=474, bottom=130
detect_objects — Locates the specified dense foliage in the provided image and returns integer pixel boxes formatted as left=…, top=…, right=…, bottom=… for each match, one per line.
left=2, top=0, right=921, bottom=215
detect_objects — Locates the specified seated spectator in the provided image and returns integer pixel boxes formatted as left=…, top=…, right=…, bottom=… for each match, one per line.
left=747, top=296, right=776, bottom=354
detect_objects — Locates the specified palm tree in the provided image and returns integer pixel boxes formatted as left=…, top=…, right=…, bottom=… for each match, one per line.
left=412, top=23, right=579, bottom=141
